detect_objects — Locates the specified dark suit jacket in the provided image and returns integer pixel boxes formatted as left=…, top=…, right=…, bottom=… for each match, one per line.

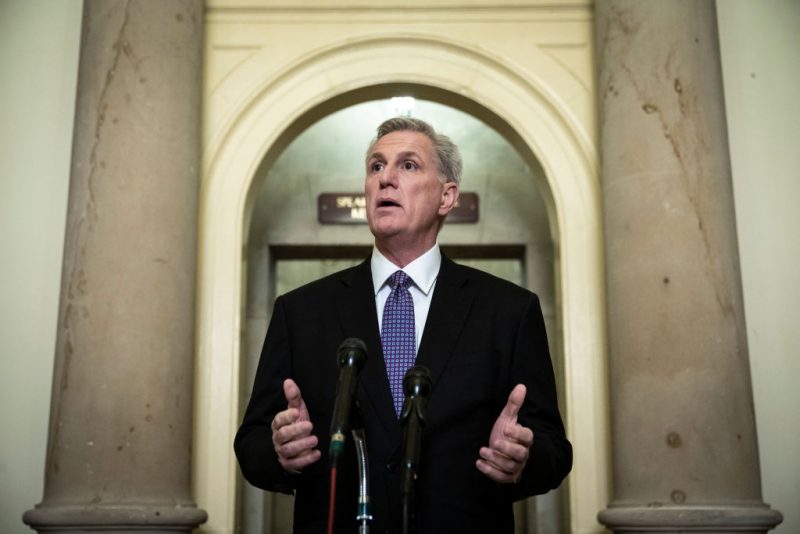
left=235, top=255, right=572, bottom=533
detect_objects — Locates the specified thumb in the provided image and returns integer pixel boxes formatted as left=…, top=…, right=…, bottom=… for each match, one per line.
left=501, top=384, right=527, bottom=420
left=283, top=378, right=304, bottom=411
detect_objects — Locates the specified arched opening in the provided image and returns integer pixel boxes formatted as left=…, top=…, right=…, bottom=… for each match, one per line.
left=195, top=34, right=607, bottom=534
left=239, top=88, right=566, bottom=532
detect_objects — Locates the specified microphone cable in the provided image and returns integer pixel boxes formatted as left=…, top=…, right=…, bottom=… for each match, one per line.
left=327, top=465, right=338, bottom=534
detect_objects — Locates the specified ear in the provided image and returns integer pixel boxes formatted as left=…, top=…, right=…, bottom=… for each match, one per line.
left=438, top=181, right=459, bottom=216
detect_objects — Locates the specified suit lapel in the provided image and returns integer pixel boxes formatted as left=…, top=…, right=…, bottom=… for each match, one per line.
left=416, top=256, right=473, bottom=389
left=335, top=258, right=400, bottom=440
left=335, top=255, right=474, bottom=443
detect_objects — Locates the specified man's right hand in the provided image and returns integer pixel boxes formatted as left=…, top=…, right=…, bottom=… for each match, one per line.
left=271, top=378, right=321, bottom=473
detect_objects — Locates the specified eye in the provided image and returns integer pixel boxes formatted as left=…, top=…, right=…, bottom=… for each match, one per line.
left=370, top=161, right=384, bottom=172
left=403, top=160, right=418, bottom=171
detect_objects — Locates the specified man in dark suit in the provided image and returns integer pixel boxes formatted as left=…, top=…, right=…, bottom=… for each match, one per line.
left=235, top=117, right=572, bottom=533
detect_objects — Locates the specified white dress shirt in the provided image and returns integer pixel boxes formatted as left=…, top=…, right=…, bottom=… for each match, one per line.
left=371, top=244, right=441, bottom=353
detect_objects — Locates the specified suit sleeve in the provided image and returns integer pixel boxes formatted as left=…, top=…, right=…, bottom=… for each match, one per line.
left=234, top=295, right=296, bottom=494
left=506, top=293, right=573, bottom=500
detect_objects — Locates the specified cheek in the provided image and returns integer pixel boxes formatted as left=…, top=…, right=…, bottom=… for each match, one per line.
left=364, top=181, right=377, bottom=203
left=423, top=184, right=444, bottom=208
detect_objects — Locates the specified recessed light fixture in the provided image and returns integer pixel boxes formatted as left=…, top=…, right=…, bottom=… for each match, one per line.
left=389, top=96, right=416, bottom=117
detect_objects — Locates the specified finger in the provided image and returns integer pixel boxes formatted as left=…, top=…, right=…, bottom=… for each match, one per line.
left=480, top=446, right=523, bottom=474
left=271, top=407, right=301, bottom=432
left=283, top=379, right=304, bottom=410
left=273, top=420, right=314, bottom=447
left=276, top=434, right=319, bottom=460
left=475, top=458, right=518, bottom=484
left=501, top=384, right=527, bottom=420
left=503, top=423, right=534, bottom=448
left=281, top=448, right=322, bottom=472
left=489, top=436, right=530, bottom=464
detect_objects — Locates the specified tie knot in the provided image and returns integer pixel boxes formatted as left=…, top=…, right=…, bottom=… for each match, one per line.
left=388, top=270, right=412, bottom=291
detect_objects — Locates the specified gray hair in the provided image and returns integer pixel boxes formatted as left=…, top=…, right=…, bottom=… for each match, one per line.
left=366, top=117, right=463, bottom=185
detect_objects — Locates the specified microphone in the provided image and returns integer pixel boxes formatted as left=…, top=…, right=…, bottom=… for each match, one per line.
left=329, top=337, right=368, bottom=462
left=400, top=365, right=432, bottom=498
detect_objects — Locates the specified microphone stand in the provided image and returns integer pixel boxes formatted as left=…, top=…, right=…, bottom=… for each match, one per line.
left=400, top=366, right=431, bottom=534
left=327, top=338, right=368, bottom=534
left=352, top=428, right=373, bottom=534
left=400, top=398, right=423, bottom=534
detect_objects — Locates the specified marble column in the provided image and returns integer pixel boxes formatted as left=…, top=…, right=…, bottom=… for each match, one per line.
left=23, top=1, right=206, bottom=531
left=595, top=1, right=781, bottom=532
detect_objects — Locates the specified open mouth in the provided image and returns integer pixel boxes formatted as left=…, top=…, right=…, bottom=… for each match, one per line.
left=378, top=199, right=401, bottom=208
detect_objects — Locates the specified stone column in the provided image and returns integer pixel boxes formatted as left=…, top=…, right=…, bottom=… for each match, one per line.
left=23, top=1, right=206, bottom=531
left=595, top=1, right=781, bottom=532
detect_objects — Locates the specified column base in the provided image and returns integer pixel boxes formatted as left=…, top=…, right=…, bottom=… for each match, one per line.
left=598, top=503, right=783, bottom=533
left=22, top=503, right=207, bottom=533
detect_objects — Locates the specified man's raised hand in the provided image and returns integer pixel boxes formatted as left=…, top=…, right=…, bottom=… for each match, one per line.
left=271, top=379, right=321, bottom=473
left=475, top=384, right=534, bottom=484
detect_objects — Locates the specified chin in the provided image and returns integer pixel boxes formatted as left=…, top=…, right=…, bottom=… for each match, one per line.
left=369, top=217, right=399, bottom=235
left=372, top=228, right=400, bottom=240
left=370, top=223, right=404, bottom=240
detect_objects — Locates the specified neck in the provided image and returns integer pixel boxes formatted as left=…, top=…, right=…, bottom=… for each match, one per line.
left=375, top=238, right=437, bottom=268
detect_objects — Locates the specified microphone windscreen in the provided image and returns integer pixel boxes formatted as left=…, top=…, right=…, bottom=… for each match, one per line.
left=403, top=365, right=432, bottom=397
left=337, top=337, right=367, bottom=369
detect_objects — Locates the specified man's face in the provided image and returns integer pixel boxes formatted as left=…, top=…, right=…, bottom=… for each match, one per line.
left=365, top=130, right=458, bottom=249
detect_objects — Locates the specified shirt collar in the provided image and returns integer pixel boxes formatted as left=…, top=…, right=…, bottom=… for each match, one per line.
left=371, top=243, right=441, bottom=296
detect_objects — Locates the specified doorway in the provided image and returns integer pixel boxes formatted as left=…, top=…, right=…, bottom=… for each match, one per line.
left=239, top=97, right=565, bottom=532
left=197, top=24, right=609, bottom=530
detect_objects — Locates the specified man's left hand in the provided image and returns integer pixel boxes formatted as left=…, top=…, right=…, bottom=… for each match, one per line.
left=476, top=384, right=534, bottom=484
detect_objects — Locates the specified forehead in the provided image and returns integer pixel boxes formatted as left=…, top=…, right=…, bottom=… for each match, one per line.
left=368, top=130, right=435, bottom=161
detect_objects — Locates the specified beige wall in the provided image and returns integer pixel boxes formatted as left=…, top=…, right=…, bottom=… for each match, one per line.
left=197, top=3, right=606, bottom=532
left=1, top=1, right=797, bottom=533
left=0, top=1, right=82, bottom=532
left=717, top=1, right=800, bottom=532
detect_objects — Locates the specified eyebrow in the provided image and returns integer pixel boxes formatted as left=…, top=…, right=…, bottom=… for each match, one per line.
left=366, top=150, right=423, bottom=163
left=396, top=150, right=423, bottom=161
left=366, top=151, right=385, bottom=163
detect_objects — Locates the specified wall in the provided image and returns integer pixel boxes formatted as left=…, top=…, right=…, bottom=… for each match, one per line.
left=1, top=1, right=797, bottom=533
left=0, top=0, right=82, bottom=531
left=717, top=1, right=800, bottom=532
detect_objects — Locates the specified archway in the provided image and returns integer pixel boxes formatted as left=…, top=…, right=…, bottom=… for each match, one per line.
left=195, top=35, right=607, bottom=534
left=243, top=93, right=559, bottom=531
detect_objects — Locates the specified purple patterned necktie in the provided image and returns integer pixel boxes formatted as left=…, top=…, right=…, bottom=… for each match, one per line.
left=381, top=270, right=416, bottom=417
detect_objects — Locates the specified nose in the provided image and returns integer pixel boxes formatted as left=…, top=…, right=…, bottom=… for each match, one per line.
left=378, top=164, right=398, bottom=188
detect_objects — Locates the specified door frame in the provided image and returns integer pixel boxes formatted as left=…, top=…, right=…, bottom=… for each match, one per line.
left=195, top=34, right=608, bottom=534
